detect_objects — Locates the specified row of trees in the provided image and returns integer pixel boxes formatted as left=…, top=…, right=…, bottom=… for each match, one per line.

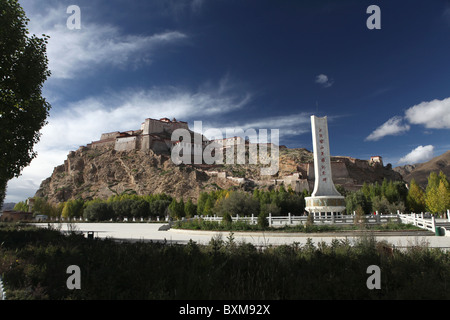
left=345, top=171, right=450, bottom=215
left=13, top=186, right=307, bottom=222
left=14, top=194, right=176, bottom=222
left=13, top=171, right=450, bottom=222
left=196, top=186, right=308, bottom=218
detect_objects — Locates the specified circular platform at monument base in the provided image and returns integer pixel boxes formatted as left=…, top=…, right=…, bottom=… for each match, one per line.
left=305, top=196, right=346, bottom=215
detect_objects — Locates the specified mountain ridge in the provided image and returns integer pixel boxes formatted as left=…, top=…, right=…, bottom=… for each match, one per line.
left=393, top=150, right=450, bottom=188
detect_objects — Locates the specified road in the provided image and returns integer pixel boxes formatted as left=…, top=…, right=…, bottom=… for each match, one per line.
left=34, top=222, right=450, bottom=249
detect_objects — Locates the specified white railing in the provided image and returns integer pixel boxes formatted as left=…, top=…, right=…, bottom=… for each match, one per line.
left=196, top=212, right=401, bottom=227
left=398, top=213, right=435, bottom=232
left=0, top=276, right=6, bottom=300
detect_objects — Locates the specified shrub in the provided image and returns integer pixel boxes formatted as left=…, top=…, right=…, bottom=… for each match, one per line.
left=2, top=225, right=450, bottom=299
left=83, top=202, right=113, bottom=221
left=257, top=212, right=269, bottom=229
left=129, top=199, right=149, bottom=219
left=148, top=199, right=171, bottom=219
left=222, top=212, right=232, bottom=225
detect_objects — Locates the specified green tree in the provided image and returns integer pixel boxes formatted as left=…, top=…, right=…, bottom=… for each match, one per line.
left=0, top=0, right=51, bottom=207
left=215, top=191, right=259, bottom=217
left=252, top=188, right=261, bottom=200
left=361, top=182, right=371, bottom=199
left=110, top=199, right=133, bottom=220
left=406, top=179, right=426, bottom=213
left=32, top=197, right=58, bottom=216
left=148, top=199, right=171, bottom=219
left=426, top=172, right=440, bottom=193
left=257, top=212, right=269, bottom=229
left=203, top=196, right=215, bottom=216
left=353, top=205, right=366, bottom=228
left=346, top=190, right=371, bottom=214
left=13, top=201, right=28, bottom=212
left=371, top=196, right=390, bottom=214
left=426, top=186, right=440, bottom=214
left=259, top=191, right=271, bottom=207
left=168, top=198, right=185, bottom=220
left=130, top=199, right=150, bottom=219
left=426, top=171, right=450, bottom=214
left=335, top=184, right=347, bottom=197
left=436, top=180, right=450, bottom=214
left=61, top=199, right=84, bottom=220
left=84, top=202, right=113, bottom=221
left=184, top=198, right=197, bottom=218
left=281, top=193, right=305, bottom=215
left=260, top=201, right=281, bottom=216
left=196, top=192, right=209, bottom=215
left=439, top=171, right=450, bottom=188
left=222, top=212, right=233, bottom=225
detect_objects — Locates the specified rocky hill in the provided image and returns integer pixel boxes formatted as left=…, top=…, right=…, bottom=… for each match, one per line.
left=35, top=144, right=404, bottom=204
left=394, top=150, right=450, bottom=188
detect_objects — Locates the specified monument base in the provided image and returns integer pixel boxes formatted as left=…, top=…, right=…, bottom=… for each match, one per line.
left=305, top=196, right=346, bottom=216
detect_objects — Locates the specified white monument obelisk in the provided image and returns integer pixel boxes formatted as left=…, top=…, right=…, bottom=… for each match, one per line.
left=305, top=115, right=346, bottom=217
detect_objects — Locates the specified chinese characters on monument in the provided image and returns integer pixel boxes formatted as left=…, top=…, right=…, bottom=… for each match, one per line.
left=305, top=115, right=346, bottom=216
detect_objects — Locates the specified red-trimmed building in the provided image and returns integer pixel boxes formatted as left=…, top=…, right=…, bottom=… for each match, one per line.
left=0, top=210, right=33, bottom=222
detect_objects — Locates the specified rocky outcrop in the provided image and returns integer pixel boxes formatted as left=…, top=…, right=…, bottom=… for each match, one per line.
left=35, top=144, right=405, bottom=204
left=35, top=146, right=218, bottom=203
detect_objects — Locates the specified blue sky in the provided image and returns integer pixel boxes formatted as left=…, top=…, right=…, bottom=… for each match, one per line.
left=5, top=0, right=450, bottom=203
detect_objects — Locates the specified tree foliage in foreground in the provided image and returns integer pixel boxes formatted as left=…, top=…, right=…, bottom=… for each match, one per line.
left=0, top=225, right=449, bottom=300
left=0, top=0, right=51, bottom=207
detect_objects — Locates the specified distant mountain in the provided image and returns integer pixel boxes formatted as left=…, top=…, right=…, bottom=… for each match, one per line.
left=1, top=202, right=16, bottom=212
left=394, top=150, right=450, bottom=188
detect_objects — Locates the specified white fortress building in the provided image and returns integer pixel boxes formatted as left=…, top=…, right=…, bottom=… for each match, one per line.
left=87, top=117, right=207, bottom=154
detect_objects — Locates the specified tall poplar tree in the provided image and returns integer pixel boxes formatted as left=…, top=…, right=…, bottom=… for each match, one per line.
left=425, top=171, right=450, bottom=214
left=0, top=0, right=51, bottom=206
left=406, top=179, right=426, bottom=213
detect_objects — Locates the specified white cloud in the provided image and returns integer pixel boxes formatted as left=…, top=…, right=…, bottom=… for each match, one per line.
left=39, top=82, right=253, bottom=150
left=365, top=116, right=410, bottom=141
left=202, top=113, right=312, bottom=142
left=24, top=4, right=187, bottom=79
left=404, top=97, right=450, bottom=129
left=190, top=0, right=205, bottom=13
left=315, top=74, right=334, bottom=88
left=4, top=78, right=252, bottom=202
left=5, top=149, right=67, bottom=203
left=398, top=145, right=435, bottom=165
left=444, top=6, right=450, bottom=24
left=4, top=78, right=317, bottom=202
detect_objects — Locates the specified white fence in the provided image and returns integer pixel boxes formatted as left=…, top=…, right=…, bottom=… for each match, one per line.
left=0, top=276, right=6, bottom=300
left=196, top=212, right=402, bottom=227
left=398, top=213, right=436, bottom=232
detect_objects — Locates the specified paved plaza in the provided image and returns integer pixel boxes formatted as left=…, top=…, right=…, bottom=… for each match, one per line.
left=34, top=222, right=450, bottom=249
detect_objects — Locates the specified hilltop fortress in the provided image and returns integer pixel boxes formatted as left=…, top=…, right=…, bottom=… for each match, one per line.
left=81, top=117, right=397, bottom=193
left=86, top=117, right=278, bottom=168
left=87, top=117, right=201, bottom=153
left=35, top=117, right=403, bottom=203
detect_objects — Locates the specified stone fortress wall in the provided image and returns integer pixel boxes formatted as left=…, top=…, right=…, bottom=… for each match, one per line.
left=85, top=117, right=384, bottom=194
left=87, top=117, right=192, bottom=154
